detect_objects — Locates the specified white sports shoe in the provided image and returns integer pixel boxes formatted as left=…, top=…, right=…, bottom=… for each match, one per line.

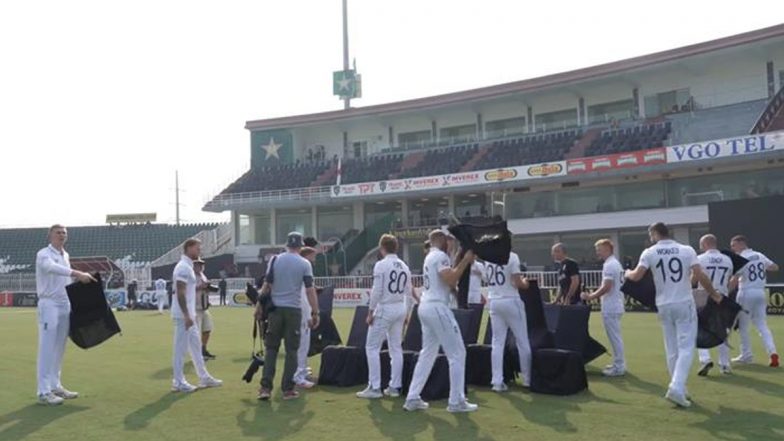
left=198, top=377, right=223, bottom=389
left=38, top=393, right=64, bottom=406
left=171, top=382, right=197, bottom=393
left=447, top=400, right=479, bottom=413
left=383, top=387, right=401, bottom=397
left=491, top=383, right=509, bottom=393
left=602, top=366, right=626, bottom=377
left=732, top=355, right=753, bottom=364
left=719, top=364, right=732, bottom=375
left=664, top=389, right=692, bottom=408
left=52, top=387, right=79, bottom=400
left=296, top=380, right=316, bottom=390
left=356, top=386, right=383, bottom=399
left=403, top=398, right=429, bottom=411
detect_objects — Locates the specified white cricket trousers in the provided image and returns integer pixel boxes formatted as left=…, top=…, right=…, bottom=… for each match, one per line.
left=172, top=318, right=210, bottom=386
left=157, top=291, right=168, bottom=313
left=37, top=299, right=70, bottom=396
left=406, top=302, right=466, bottom=406
left=737, top=289, right=777, bottom=358
left=488, top=296, right=531, bottom=386
left=293, top=315, right=311, bottom=384
left=657, top=300, right=697, bottom=396
left=698, top=344, right=730, bottom=367
left=365, top=303, right=406, bottom=390
left=602, top=313, right=626, bottom=370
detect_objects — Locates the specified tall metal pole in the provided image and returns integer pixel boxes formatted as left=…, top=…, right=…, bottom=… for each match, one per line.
left=342, top=0, right=350, bottom=109
left=175, top=170, right=181, bottom=226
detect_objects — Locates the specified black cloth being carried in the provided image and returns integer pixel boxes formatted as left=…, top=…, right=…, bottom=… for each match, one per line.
left=66, top=274, right=122, bottom=349
left=448, top=221, right=512, bottom=308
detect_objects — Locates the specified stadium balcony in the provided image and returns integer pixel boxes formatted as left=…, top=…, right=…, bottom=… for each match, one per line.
left=0, top=223, right=220, bottom=272
left=398, top=143, right=479, bottom=178
left=220, top=161, right=333, bottom=194
left=472, top=129, right=581, bottom=170
left=667, top=99, right=768, bottom=145
left=584, top=122, right=671, bottom=157
left=751, top=86, right=784, bottom=134
left=339, top=154, right=405, bottom=184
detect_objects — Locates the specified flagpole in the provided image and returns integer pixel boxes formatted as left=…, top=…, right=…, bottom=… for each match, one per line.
left=342, top=0, right=350, bottom=110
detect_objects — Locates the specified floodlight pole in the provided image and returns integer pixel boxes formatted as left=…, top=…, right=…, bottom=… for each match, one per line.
left=342, top=0, right=350, bottom=109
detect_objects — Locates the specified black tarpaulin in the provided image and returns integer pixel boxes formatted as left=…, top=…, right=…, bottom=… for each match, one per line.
left=720, top=250, right=750, bottom=275
left=697, top=296, right=743, bottom=349
left=449, top=222, right=512, bottom=308
left=448, top=222, right=512, bottom=266
left=621, top=270, right=657, bottom=311
left=66, top=274, right=121, bottom=349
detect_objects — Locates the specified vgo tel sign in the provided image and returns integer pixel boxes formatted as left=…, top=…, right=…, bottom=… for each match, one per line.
left=666, top=132, right=783, bottom=163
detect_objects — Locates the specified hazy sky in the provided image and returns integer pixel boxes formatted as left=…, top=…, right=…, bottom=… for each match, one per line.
left=1, top=1, right=781, bottom=228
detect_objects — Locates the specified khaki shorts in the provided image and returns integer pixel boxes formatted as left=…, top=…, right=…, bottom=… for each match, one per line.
left=196, top=310, right=214, bottom=333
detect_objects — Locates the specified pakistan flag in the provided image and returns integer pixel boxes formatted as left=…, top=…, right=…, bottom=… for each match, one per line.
left=251, top=129, right=294, bottom=168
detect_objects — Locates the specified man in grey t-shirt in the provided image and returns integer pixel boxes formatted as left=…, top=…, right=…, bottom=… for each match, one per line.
left=255, top=232, right=319, bottom=400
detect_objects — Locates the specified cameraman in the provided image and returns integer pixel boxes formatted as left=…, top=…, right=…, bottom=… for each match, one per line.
left=255, top=232, right=319, bottom=401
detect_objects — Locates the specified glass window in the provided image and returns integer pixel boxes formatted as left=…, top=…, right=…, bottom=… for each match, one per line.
left=506, top=191, right=556, bottom=219
left=485, top=117, right=526, bottom=139
left=559, top=232, right=607, bottom=270
left=557, top=187, right=615, bottom=216
left=408, top=196, right=449, bottom=227
left=253, top=215, right=272, bottom=245
left=512, top=235, right=556, bottom=270
left=588, top=99, right=634, bottom=124
left=617, top=181, right=666, bottom=211
left=618, top=230, right=651, bottom=268
left=439, top=124, right=476, bottom=141
left=667, top=167, right=784, bottom=207
left=398, top=130, right=432, bottom=148
left=365, top=201, right=402, bottom=228
left=455, top=193, right=488, bottom=219
left=644, top=88, right=691, bottom=116
left=276, top=208, right=312, bottom=244
left=317, top=205, right=353, bottom=241
left=238, top=215, right=251, bottom=245
left=535, top=108, right=578, bottom=130
left=688, top=225, right=710, bottom=252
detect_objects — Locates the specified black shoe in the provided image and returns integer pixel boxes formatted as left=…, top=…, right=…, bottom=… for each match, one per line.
left=698, top=361, right=714, bottom=377
left=202, top=350, right=216, bottom=360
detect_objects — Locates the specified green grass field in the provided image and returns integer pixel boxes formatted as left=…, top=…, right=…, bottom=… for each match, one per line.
left=1, top=307, right=783, bottom=441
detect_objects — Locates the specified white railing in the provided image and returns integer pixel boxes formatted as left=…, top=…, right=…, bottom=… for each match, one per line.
left=309, top=271, right=604, bottom=291
left=0, top=273, right=36, bottom=292
left=203, top=186, right=333, bottom=211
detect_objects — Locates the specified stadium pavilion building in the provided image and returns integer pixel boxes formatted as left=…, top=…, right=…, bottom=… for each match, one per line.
left=205, top=25, right=784, bottom=276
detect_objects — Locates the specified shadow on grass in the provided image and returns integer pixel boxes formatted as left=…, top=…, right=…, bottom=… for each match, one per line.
left=593, top=372, right=663, bottom=395
left=235, top=397, right=314, bottom=440
left=701, top=368, right=784, bottom=398
left=690, top=405, right=784, bottom=441
left=0, top=404, right=88, bottom=440
left=149, top=363, right=195, bottom=380
left=123, top=392, right=189, bottom=430
left=498, top=389, right=615, bottom=433
left=366, top=399, right=494, bottom=441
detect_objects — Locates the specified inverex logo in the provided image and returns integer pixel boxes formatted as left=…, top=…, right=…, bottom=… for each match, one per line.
left=667, top=134, right=779, bottom=163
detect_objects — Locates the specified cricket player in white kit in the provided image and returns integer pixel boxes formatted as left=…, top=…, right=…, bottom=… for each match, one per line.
left=625, top=223, right=722, bottom=408
left=695, top=234, right=736, bottom=375
left=404, top=230, right=477, bottom=413
left=294, top=247, right=319, bottom=389
left=155, top=278, right=168, bottom=314
left=484, top=251, right=532, bottom=391
left=171, top=238, right=222, bottom=393
left=467, top=261, right=485, bottom=306
left=581, top=239, right=626, bottom=377
left=357, top=234, right=417, bottom=399
left=35, top=224, right=96, bottom=405
left=729, top=235, right=779, bottom=367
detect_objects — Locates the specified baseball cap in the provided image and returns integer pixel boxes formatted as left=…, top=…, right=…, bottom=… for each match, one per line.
left=287, top=232, right=304, bottom=248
